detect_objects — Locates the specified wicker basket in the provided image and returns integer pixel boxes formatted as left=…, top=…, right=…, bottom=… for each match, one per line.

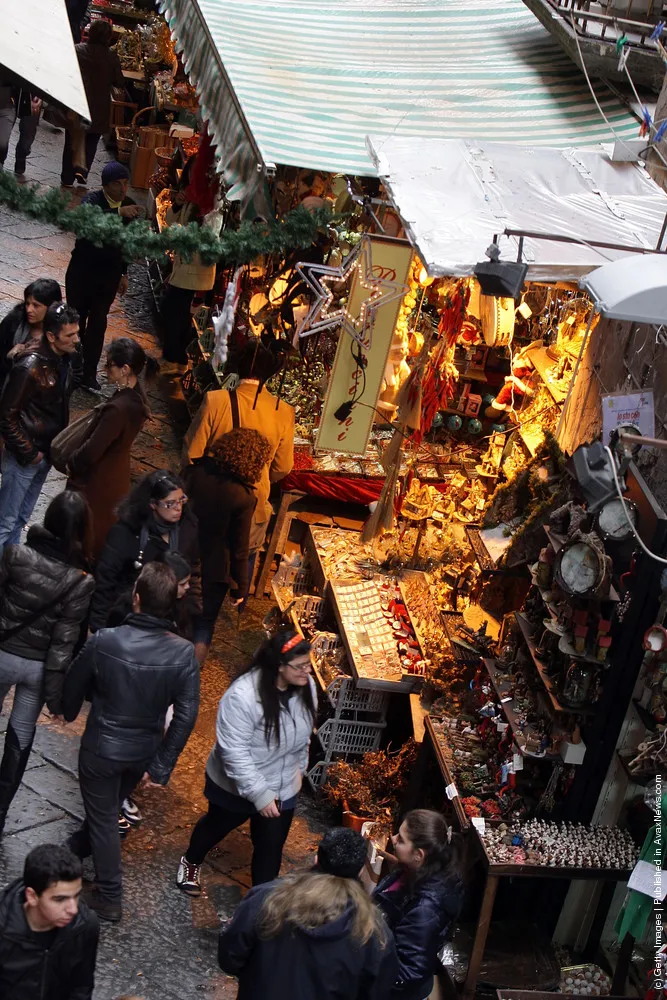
left=155, top=145, right=176, bottom=168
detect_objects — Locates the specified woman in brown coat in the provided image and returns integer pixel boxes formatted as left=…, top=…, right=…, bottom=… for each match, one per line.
left=68, top=337, right=155, bottom=557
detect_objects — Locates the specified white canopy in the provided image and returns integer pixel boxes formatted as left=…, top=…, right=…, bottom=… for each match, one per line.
left=0, top=0, right=89, bottom=121
left=580, top=254, right=667, bottom=324
left=368, top=136, right=667, bottom=282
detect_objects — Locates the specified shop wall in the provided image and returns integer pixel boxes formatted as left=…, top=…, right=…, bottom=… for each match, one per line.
left=558, top=316, right=667, bottom=511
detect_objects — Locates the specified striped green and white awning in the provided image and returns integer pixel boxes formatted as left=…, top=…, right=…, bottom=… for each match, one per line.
left=160, top=0, right=641, bottom=207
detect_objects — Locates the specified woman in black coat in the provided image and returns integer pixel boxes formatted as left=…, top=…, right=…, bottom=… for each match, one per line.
left=67, top=338, right=156, bottom=557
left=0, top=492, right=95, bottom=833
left=89, top=469, right=202, bottom=631
left=374, top=809, right=464, bottom=1000
left=0, top=278, right=62, bottom=382
left=186, top=427, right=271, bottom=665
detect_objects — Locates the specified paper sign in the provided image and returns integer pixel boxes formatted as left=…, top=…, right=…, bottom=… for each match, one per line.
left=495, top=721, right=508, bottom=733
left=628, top=859, right=667, bottom=900
left=513, top=752, right=524, bottom=771
left=316, top=236, right=413, bottom=455
left=471, top=817, right=486, bottom=834
left=445, top=782, right=459, bottom=800
left=602, top=391, right=655, bottom=445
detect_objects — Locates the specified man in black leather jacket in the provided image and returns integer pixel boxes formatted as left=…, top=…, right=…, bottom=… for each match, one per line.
left=63, top=562, right=200, bottom=923
left=0, top=843, right=99, bottom=1000
left=0, top=303, right=79, bottom=556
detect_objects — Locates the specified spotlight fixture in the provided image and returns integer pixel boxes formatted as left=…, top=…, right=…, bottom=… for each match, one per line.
left=474, top=241, right=528, bottom=300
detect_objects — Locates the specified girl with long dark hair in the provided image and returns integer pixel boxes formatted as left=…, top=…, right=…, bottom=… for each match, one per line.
left=0, top=491, right=95, bottom=833
left=67, top=337, right=157, bottom=556
left=176, top=630, right=316, bottom=896
left=90, top=468, right=201, bottom=631
left=0, top=278, right=62, bottom=379
left=374, top=809, right=464, bottom=1000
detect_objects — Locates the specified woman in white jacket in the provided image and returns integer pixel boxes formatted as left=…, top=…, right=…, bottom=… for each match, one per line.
left=176, top=630, right=316, bottom=896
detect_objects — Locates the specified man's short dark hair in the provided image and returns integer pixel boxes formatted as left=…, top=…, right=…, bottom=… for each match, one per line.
left=44, top=302, right=79, bottom=338
left=135, top=562, right=177, bottom=619
left=317, top=827, right=368, bottom=879
left=24, top=844, right=82, bottom=895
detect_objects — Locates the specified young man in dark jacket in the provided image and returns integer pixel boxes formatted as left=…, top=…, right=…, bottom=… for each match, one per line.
left=0, top=303, right=79, bottom=556
left=65, top=160, right=140, bottom=392
left=0, top=843, right=99, bottom=1000
left=63, top=561, right=200, bottom=923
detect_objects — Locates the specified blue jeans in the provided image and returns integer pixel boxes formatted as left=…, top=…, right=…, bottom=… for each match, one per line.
left=0, top=450, right=50, bottom=555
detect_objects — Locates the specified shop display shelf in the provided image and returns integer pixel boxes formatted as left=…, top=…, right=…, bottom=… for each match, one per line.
left=483, top=659, right=561, bottom=761
left=631, top=698, right=658, bottom=732
left=616, top=750, right=655, bottom=787
left=557, top=634, right=606, bottom=665
left=518, top=423, right=545, bottom=458
left=514, top=613, right=595, bottom=717
left=424, top=716, right=470, bottom=829
left=464, top=526, right=498, bottom=572
left=441, top=610, right=486, bottom=664
left=470, top=824, right=634, bottom=880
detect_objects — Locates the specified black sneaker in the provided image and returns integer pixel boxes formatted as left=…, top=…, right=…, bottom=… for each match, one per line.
left=83, top=887, right=122, bottom=923
left=80, top=376, right=102, bottom=394
left=118, top=812, right=131, bottom=837
left=14, top=162, right=26, bottom=181
left=121, top=797, right=142, bottom=826
left=176, top=856, right=201, bottom=896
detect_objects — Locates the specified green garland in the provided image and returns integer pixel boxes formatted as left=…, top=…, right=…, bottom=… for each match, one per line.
left=0, top=171, right=332, bottom=266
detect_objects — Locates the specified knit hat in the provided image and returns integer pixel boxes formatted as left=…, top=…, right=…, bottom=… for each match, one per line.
left=101, top=161, right=130, bottom=185
left=317, top=828, right=368, bottom=879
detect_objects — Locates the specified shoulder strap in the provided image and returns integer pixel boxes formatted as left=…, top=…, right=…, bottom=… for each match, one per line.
left=0, top=572, right=85, bottom=643
left=229, top=388, right=240, bottom=430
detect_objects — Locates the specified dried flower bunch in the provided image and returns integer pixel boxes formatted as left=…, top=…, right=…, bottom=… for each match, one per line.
left=324, top=741, right=418, bottom=819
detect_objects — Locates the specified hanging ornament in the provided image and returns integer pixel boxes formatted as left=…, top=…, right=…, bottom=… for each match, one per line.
left=479, top=294, right=515, bottom=347
left=212, top=266, right=243, bottom=369
left=447, top=414, right=463, bottom=431
left=294, top=235, right=409, bottom=350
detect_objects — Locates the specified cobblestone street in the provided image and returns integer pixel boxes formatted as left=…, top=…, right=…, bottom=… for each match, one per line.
left=0, top=119, right=327, bottom=999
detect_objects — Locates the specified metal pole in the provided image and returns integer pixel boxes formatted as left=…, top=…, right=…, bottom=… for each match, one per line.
left=503, top=227, right=667, bottom=255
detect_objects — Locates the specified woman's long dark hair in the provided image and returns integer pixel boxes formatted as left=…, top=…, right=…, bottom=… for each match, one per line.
left=43, top=490, right=92, bottom=567
left=117, top=470, right=186, bottom=532
left=106, top=337, right=158, bottom=417
left=243, top=630, right=315, bottom=746
left=401, top=809, right=460, bottom=885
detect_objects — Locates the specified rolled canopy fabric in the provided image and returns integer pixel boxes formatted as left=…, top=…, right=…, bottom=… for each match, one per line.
left=0, top=0, right=89, bottom=120
left=160, top=0, right=640, bottom=209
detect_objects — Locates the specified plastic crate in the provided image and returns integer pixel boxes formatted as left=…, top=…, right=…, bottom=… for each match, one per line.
left=272, top=562, right=316, bottom=597
left=311, top=630, right=343, bottom=658
left=316, top=718, right=385, bottom=756
left=306, top=759, right=329, bottom=790
left=327, top=676, right=389, bottom=719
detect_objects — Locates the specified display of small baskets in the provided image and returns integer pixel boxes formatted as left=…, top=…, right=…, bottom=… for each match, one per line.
left=115, top=106, right=154, bottom=163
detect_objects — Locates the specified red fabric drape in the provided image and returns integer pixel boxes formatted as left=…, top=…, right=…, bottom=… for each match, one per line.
left=281, top=470, right=450, bottom=504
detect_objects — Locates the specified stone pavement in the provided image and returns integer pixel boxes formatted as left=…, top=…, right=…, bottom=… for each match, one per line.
left=0, top=120, right=330, bottom=998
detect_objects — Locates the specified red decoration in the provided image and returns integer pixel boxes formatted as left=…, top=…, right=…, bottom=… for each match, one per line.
left=184, top=129, right=219, bottom=216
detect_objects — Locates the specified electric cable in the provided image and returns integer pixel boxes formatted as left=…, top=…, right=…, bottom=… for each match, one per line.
left=603, top=444, right=667, bottom=564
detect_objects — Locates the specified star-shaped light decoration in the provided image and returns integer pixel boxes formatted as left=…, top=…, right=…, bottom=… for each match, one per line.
left=294, top=235, right=410, bottom=351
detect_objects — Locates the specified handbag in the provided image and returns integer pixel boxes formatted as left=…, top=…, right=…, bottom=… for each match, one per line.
left=0, top=574, right=85, bottom=643
left=50, top=403, right=106, bottom=474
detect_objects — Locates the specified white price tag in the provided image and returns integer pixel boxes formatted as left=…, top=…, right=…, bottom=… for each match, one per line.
left=501, top=696, right=513, bottom=704
left=495, top=721, right=508, bottom=733
left=445, top=782, right=459, bottom=800
left=471, top=817, right=486, bottom=834
left=513, top=753, right=524, bottom=771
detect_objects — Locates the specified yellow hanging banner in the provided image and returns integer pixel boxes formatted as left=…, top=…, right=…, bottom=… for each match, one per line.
left=315, top=236, right=413, bottom=455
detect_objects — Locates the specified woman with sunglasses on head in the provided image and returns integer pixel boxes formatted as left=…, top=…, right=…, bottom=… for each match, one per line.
left=176, top=630, right=316, bottom=897
left=374, top=809, right=465, bottom=1000
left=89, top=468, right=201, bottom=633
left=0, top=279, right=62, bottom=381
left=67, top=337, right=158, bottom=557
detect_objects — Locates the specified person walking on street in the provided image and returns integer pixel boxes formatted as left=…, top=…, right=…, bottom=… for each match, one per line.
left=0, top=844, right=99, bottom=1000
left=0, top=279, right=62, bottom=383
left=65, top=161, right=140, bottom=393
left=183, top=339, right=295, bottom=598
left=159, top=172, right=217, bottom=375
left=176, top=630, right=316, bottom=897
left=67, top=337, right=156, bottom=556
left=90, top=468, right=201, bottom=632
left=63, top=562, right=200, bottom=922
left=374, top=810, right=464, bottom=1000
left=186, top=427, right=271, bottom=665
left=217, top=837, right=397, bottom=1000
left=0, top=78, right=42, bottom=181
left=0, top=491, right=94, bottom=835
left=0, top=302, right=79, bottom=555
left=62, top=19, right=124, bottom=186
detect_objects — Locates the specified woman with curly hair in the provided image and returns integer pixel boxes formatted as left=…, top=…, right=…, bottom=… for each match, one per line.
left=186, top=427, right=271, bottom=665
